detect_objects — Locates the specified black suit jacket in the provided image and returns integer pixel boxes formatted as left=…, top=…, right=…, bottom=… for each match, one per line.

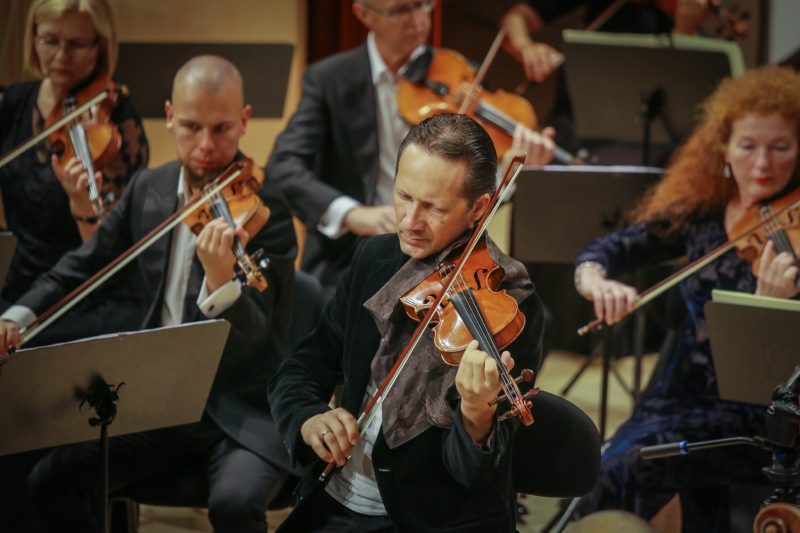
left=269, top=235, right=547, bottom=532
left=265, top=44, right=379, bottom=286
left=18, top=159, right=297, bottom=469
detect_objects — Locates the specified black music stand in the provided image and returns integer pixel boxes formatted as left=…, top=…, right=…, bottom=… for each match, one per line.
left=706, top=290, right=800, bottom=406
left=0, top=320, right=230, bottom=533
left=512, top=165, right=661, bottom=440
left=0, top=232, right=16, bottom=289
left=561, top=30, right=745, bottom=165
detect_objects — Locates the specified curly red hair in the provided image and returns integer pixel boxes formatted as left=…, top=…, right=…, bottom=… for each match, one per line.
left=632, top=66, right=800, bottom=229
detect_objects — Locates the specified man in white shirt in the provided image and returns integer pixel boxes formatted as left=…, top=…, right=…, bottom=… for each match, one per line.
left=266, top=0, right=554, bottom=295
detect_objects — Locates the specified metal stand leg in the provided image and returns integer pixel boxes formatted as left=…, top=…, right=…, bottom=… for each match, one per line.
left=599, top=327, right=613, bottom=442
left=633, top=309, right=646, bottom=402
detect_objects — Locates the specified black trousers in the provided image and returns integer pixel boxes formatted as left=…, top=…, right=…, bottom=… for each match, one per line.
left=28, top=417, right=282, bottom=533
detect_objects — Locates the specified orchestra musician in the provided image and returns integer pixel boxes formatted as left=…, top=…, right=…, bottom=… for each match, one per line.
left=500, top=0, right=713, bottom=153
left=0, top=56, right=297, bottom=533
left=266, top=0, right=556, bottom=296
left=269, top=113, right=547, bottom=532
left=501, top=0, right=714, bottom=84
left=0, top=0, right=148, bottom=314
left=572, top=65, right=800, bottom=532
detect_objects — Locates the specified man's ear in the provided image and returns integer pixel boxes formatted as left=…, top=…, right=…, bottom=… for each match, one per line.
left=470, top=192, right=492, bottom=224
left=165, top=100, right=174, bottom=131
left=352, top=1, right=372, bottom=30
left=240, top=104, right=253, bottom=134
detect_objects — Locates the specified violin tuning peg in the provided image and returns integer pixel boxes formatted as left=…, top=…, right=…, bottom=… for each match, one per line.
left=489, top=391, right=509, bottom=407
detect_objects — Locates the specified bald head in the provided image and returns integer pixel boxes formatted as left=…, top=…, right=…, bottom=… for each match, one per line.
left=172, top=55, right=244, bottom=107
left=165, top=55, right=252, bottom=190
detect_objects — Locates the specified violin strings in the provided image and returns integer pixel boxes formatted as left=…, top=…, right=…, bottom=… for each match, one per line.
left=65, top=116, right=103, bottom=211
left=761, top=206, right=795, bottom=257
left=474, top=100, right=516, bottom=136
left=209, top=192, right=252, bottom=276
left=448, top=269, right=522, bottom=403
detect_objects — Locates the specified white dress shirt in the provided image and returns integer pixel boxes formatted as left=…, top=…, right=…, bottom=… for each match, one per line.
left=317, top=33, right=426, bottom=239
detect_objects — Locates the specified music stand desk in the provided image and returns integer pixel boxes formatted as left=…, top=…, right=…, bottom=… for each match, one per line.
left=0, top=232, right=16, bottom=290
left=562, top=30, right=745, bottom=147
left=512, top=165, right=662, bottom=264
left=0, top=319, right=229, bottom=457
left=512, top=165, right=661, bottom=440
left=707, top=290, right=800, bottom=406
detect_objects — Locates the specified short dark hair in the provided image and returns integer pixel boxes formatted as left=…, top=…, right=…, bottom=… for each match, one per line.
left=396, top=114, right=497, bottom=203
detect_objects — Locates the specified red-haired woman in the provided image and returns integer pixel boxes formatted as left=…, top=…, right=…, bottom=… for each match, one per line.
left=574, top=65, right=800, bottom=532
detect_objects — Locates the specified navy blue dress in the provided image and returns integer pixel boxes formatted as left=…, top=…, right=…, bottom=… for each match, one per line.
left=576, top=213, right=770, bottom=532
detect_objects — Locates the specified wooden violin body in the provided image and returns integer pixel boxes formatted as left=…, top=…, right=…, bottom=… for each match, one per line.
left=45, top=75, right=125, bottom=216
left=732, top=187, right=800, bottom=277
left=401, top=238, right=525, bottom=365
left=398, top=48, right=537, bottom=159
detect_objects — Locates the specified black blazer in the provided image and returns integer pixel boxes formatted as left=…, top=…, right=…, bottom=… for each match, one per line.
left=18, top=159, right=298, bottom=469
left=265, top=44, right=379, bottom=285
left=269, top=235, right=547, bottom=532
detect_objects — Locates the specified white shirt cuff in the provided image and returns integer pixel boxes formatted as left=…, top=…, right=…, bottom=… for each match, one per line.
left=317, top=196, right=361, bottom=239
left=0, top=305, right=37, bottom=328
left=198, top=278, right=242, bottom=318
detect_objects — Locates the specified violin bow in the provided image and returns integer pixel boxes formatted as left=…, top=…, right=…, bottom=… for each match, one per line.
left=457, top=27, right=507, bottom=115
left=318, top=153, right=529, bottom=482
left=578, top=192, right=800, bottom=335
left=11, top=161, right=248, bottom=349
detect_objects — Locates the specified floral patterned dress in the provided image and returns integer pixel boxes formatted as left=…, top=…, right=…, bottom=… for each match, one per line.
left=576, top=214, right=771, bottom=532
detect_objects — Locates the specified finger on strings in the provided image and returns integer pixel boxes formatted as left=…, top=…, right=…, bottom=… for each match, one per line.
left=759, top=240, right=776, bottom=278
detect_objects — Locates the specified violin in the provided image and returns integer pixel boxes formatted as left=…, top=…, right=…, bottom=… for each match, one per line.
left=398, top=46, right=582, bottom=165
left=730, top=187, right=800, bottom=281
left=0, top=77, right=126, bottom=218
left=401, top=237, right=537, bottom=422
left=184, top=158, right=271, bottom=292
left=46, top=75, right=125, bottom=217
left=13, top=159, right=269, bottom=349
left=578, top=187, right=800, bottom=336
left=590, top=0, right=749, bottom=39
left=401, top=238, right=525, bottom=364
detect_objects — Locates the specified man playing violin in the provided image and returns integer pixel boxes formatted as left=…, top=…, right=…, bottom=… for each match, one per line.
left=266, top=0, right=556, bottom=297
left=269, top=113, right=547, bottom=532
left=0, top=55, right=297, bottom=533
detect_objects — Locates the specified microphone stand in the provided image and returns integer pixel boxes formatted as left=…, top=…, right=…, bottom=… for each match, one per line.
left=640, top=366, right=800, bottom=508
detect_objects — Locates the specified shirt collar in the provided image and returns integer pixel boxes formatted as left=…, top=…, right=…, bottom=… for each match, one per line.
left=366, top=32, right=427, bottom=85
left=177, top=167, right=191, bottom=204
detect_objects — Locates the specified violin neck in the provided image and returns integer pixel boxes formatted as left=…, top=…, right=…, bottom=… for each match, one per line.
left=760, top=205, right=800, bottom=267
left=448, top=285, right=504, bottom=367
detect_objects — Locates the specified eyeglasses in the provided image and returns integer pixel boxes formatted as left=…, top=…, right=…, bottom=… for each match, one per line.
left=362, top=0, right=435, bottom=19
left=35, top=34, right=98, bottom=57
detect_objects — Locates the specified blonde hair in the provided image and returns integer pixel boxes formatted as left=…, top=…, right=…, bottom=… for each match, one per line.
left=24, top=0, right=117, bottom=78
left=633, top=66, right=800, bottom=231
